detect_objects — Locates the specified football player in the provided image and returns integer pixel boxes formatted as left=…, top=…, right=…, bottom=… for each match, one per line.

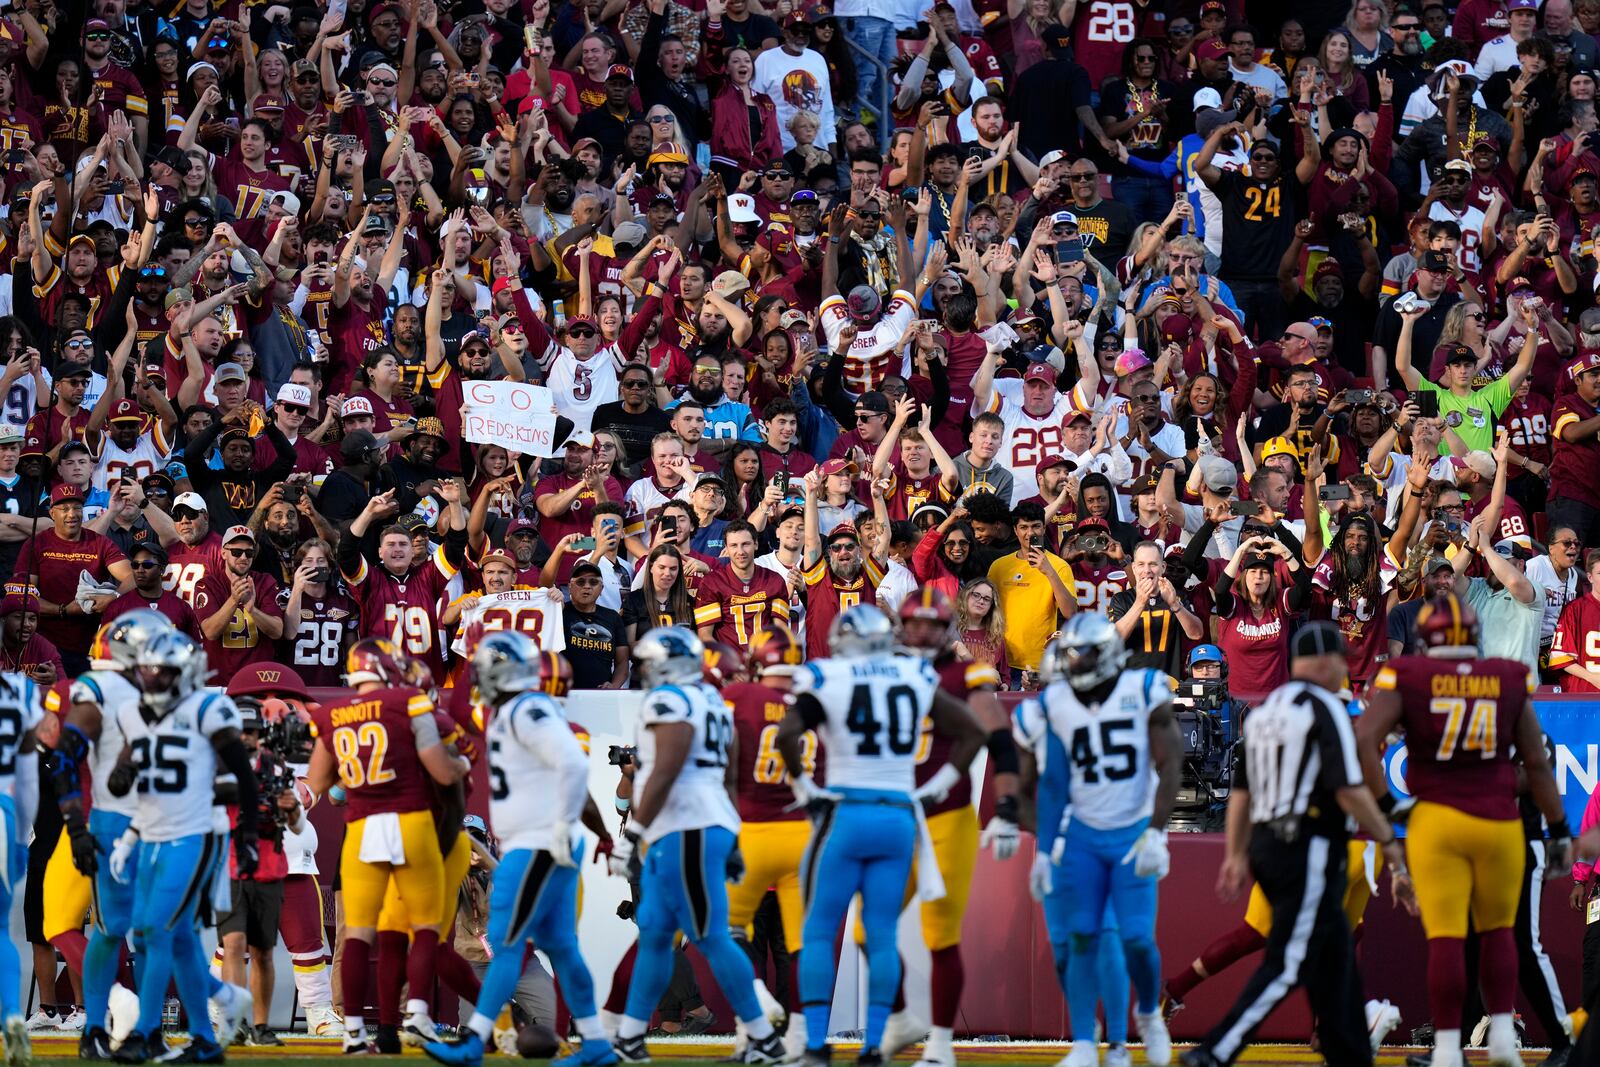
left=0, top=670, right=43, bottom=1066
left=424, top=635, right=616, bottom=1067
left=777, top=606, right=984, bottom=1067
left=1360, top=594, right=1571, bottom=1067
left=606, top=627, right=787, bottom=1064
left=306, top=639, right=472, bottom=1054
left=1038, top=614, right=1181, bottom=1067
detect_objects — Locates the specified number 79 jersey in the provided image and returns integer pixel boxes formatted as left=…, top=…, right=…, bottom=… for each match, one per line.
left=115, top=691, right=242, bottom=843
left=791, top=654, right=940, bottom=794
left=633, top=681, right=741, bottom=844
left=1041, top=668, right=1173, bottom=831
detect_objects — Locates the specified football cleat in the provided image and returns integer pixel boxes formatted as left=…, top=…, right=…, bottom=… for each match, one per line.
left=22, top=1011, right=55, bottom=1033
left=422, top=1031, right=483, bottom=1067
left=1486, top=1015, right=1520, bottom=1067
left=1366, top=999, right=1401, bottom=1052
left=341, top=1031, right=371, bottom=1056
left=3, top=1016, right=31, bottom=1067
left=305, top=1005, right=344, bottom=1038
left=914, top=1028, right=954, bottom=1067
left=1056, top=1039, right=1097, bottom=1067
left=613, top=1034, right=650, bottom=1063
left=401, top=1014, right=439, bottom=1047
left=159, top=1039, right=225, bottom=1064
left=373, top=1024, right=401, bottom=1055
left=246, top=1025, right=283, bottom=1047
left=856, top=1050, right=884, bottom=1067
left=1178, top=1051, right=1224, bottom=1067
left=551, top=1037, right=622, bottom=1067
left=111, top=1031, right=159, bottom=1064
left=107, top=984, right=140, bottom=1048
left=1103, top=1047, right=1131, bottom=1067
left=743, top=1033, right=788, bottom=1064
left=1135, top=1008, right=1171, bottom=1067
left=878, top=1011, right=928, bottom=1058
left=799, top=1048, right=831, bottom=1067
left=81, top=1027, right=116, bottom=1060
left=209, top=984, right=250, bottom=1049
left=782, top=1017, right=809, bottom=1064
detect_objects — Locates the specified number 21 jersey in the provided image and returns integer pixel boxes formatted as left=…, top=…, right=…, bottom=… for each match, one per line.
left=792, top=654, right=939, bottom=794
left=1042, top=668, right=1171, bottom=830
left=633, top=681, right=740, bottom=843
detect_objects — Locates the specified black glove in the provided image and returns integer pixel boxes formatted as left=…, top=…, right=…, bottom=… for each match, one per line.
left=107, top=761, right=137, bottom=798
left=65, top=816, right=98, bottom=876
left=234, top=833, right=260, bottom=878
left=726, top=843, right=745, bottom=885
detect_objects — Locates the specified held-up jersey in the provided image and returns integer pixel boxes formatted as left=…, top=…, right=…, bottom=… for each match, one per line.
left=0, top=672, right=43, bottom=802
left=69, top=671, right=139, bottom=818
left=1041, top=668, right=1172, bottom=831
left=1371, top=656, right=1532, bottom=821
left=726, top=680, right=820, bottom=823
left=633, top=680, right=741, bottom=844
left=116, top=690, right=242, bottom=842
left=791, top=653, right=940, bottom=794
left=917, top=654, right=1002, bottom=818
left=308, top=686, right=438, bottom=822
left=486, top=690, right=590, bottom=854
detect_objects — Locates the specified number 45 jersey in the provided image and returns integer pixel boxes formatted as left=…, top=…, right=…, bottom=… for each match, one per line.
left=633, top=681, right=741, bottom=844
left=115, top=691, right=243, bottom=842
left=791, top=654, right=940, bottom=794
left=1041, top=668, right=1172, bottom=831
left=1370, top=657, right=1533, bottom=821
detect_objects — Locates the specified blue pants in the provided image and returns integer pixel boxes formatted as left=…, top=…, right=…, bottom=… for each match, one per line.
left=624, top=827, right=763, bottom=1028
left=131, top=834, right=223, bottom=1043
left=1060, top=819, right=1162, bottom=1019
left=0, top=799, right=24, bottom=1019
left=1044, top=866, right=1131, bottom=1044
left=843, top=16, right=897, bottom=141
left=798, top=791, right=917, bottom=1052
left=1114, top=172, right=1174, bottom=230
left=83, top=810, right=136, bottom=1030
left=478, top=846, right=598, bottom=1026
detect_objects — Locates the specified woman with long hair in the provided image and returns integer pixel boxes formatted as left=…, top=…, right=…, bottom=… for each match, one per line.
left=1173, top=372, right=1244, bottom=462
left=623, top=543, right=696, bottom=644
left=1309, top=510, right=1389, bottom=689
left=808, top=13, right=859, bottom=110
left=1214, top=535, right=1312, bottom=701
left=1431, top=301, right=1493, bottom=377
left=953, top=577, right=1008, bottom=676
left=218, top=337, right=269, bottom=407
left=883, top=128, right=914, bottom=192
left=994, top=0, right=1060, bottom=78
left=591, top=430, right=630, bottom=484
left=43, top=58, right=106, bottom=162
left=467, top=444, right=518, bottom=519
left=351, top=350, right=415, bottom=439
left=1342, top=0, right=1392, bottom=68
left=913, top=510, right=983, bottom=599
left=1318, top=30, right=1371, bottom=111
left=1101, top=38, right=1181, bottom=226
left=709, top=46, right=782, bottom=184
left=145, top=38, right=184, bottom=130
left=722, top=442, right=771, bottom=520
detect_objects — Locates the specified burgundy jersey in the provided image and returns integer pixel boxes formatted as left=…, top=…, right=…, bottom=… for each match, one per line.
left=1547, top=594, right=1600, bottom=692
left=1073, top=559, right=1128, bottom=614
left=727, top=680, right=818, bottom=823
left=212, top=156, right=292, bottom=220
left=278, top=585, right=361, bottom=688
left=1466, top=492, right=1530, bottom=543
left=1214, top=587, right=1295, bottom=701
left=326, top=291, right=389, bottom=395
left=693, top=565, right=792, bottom=649
left=802, top=556, right=885, bottom=656
left=1371, top=656, right=1532, bottom=821
left=883, top=468, right=950, bottom=522
left=25, top=405, right=98, bottom=456
left=1501, top=390, right=1553, bottom=468
left=343, top=545, right=459, bottom=684
left=1071, top=0, right=1139, bottom=86
left=1551, top=394, right=1600, bottom=510
left=164, top=534, right=226, bottom=608
left=917, top=653, right=1001, bottom=818
left=194, top=570, right=283, bottom=681
left=102, top=588, right=201, bottom=642
left=309, top=685, right=439, bottom=820
left=532, top=470, right=627, bottom=545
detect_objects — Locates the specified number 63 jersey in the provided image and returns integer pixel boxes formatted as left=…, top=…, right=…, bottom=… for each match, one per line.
left=1040, top=668, right=1173, bottom=831
left=115, top=691, right=243, bottom=842
left=633, top=680, right=741, bottom=844
left=790, top=654, right=939, bottom=794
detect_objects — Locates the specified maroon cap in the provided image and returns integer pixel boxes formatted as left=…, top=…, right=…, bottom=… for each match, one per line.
left=820, top=458, right=858, bottom=478
left=0, top=589, right=39, bottom=615
left=49, top=483, right=83, bottom=505
left=1567, top=350, right=1600, bottom=379
left=1035, top=453, right=1073, bottom=474
left=110, top=398, right=141, bottom=423
left=1023, top=362, right=1057, bottom=384
left=605, top=63, right=633, bottom=82
left=1195, top=38, right=1227, bottom=60
left=506, top=515, right=538, bottom=536
left=826, top=521, right=861, bottom=543
left=226, top=662, right=311, bottom=701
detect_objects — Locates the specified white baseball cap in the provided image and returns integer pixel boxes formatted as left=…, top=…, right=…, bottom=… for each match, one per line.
left=276, top=382, right=313, bottom=407
left=342, top=396, right=375, bottom=418
left=726, top=193, right=761, bottom=224
left=173, top=492, right=207, bottom=512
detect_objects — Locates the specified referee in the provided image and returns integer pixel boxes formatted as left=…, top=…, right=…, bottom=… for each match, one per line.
left=1181, top=622, right=1416, bottom=1067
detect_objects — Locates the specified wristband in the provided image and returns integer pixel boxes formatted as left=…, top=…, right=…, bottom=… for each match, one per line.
left=1550, top=818, right=1572, bottom=840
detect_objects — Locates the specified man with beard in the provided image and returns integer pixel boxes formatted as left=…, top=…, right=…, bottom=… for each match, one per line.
left=17, top=484, right=132, bottom=674
left=1456, top=447, right=1530, bottom=543
left=971, top=348, right=1073, bottom=506
left=1447, top=521, right=1543, bottom=670
left=594, top=365, right=672, bottom=471
left=282, top=59, right=329, bottom=154
left=92, top=398, right=168, bottom=490
left=818, top=222, right=915, bottom=394
left=799, top=473, right=886, bottom=656
left=82, top=16, right=148, bottom=149
left=963, top=96, right=1039, bottom=200
left=1281, top=254, right=1377, bottom=377
left=1303, top=473, right=1392, bottom=690
left=25, top=362, right=116, bottom=464
left=29, top=218, right=119, bottom=331
left=1115, top=382, right=1186, bottom=499
left=1366, top=10, right=1430, bottom=117
left=168, top=223, right=275, bottom=340
left=535, top=431, right=624, bottom=546
left=183, top=411, right=297, bottom=531
left=669, top=359, right=755, bottom=456
left=250, top=485, right=337, bottom=585
left=0, top=590, right=63, bottom=684
left=752, top=12, right=836, bottom=152
left=123, top=263, right=174, bottom=352
left=162, top=491, right=225, bottom=605
left=1425, top=159, right=1490, bottom=277
left=195, top=523, right=284, bottom=679
left=528, top=158, right=585, bottom=244
left=102, top=540, right=201, bottom=639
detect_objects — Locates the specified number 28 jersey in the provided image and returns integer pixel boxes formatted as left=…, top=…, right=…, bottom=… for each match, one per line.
left=633, top=681, right=741, bottom=844
left=308, top=685, right=437, bottom=822
left=1041, top=668, right=1172, bottom=831
left=115, top=690, right=242, bottom=842
left=791, top=653, right=940, bottom=794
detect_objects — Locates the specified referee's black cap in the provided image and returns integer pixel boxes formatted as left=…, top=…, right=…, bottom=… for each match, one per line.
left=1291, top=621, right=1347, bottom=660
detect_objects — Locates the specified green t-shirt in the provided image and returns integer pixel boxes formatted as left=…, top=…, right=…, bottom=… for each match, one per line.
left=1418, top=375, right=1515, bottom=453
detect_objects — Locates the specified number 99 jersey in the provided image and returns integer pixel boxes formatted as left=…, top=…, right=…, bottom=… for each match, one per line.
left=1041, top=668, right=1173, bottom=831
left=791, top=654, right=940, bottom=794
left=114, top=691, right=242, bottom=842
left=633, top=680, right=741, bottom=844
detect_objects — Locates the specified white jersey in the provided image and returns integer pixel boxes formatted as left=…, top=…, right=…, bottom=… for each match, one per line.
left=632, top=681, right=740, bottom=844
left=537, top=342, right=624, bottom=433
left=487, top=690, right=590, bottom=853
left=1041, top=668, right=1171, bottom=831
left=450, top=589, right=566, bottom=657
left=0, top=672, right=43, bottom=802
left=1427, top=200, right=1486, bottom=275
left=93, top=430, right=170, bottom=491
left=791, top=653, right=940, bottom=793
left=976, top=379, right=1075, bottom=504
left=116, top=690, right=242, bottom=842
left=69, top=671, right=141, bottom=818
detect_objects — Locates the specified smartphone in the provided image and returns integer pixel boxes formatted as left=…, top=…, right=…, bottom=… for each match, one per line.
left=776, top=470, right=790, bottom=496
left=1233, top=500, right=1263, bottom=517
left=1345, top=388, right=1373, bottom=406
left=660, top=516, right=678, bottom=534
left=106, top=179, right=125, bottom=195
left=1318, top=484, right=1353, bottom=502
left=1416, top=392, right=1440, bottom=418
left=1057, top=238, right=1084, bottom=264
left=3, top=149, right=25, bottom=165
left=571, top=536, right=596, bottom=551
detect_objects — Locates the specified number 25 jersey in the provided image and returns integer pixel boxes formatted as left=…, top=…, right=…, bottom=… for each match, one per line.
left=791, top=654, right=939, bottom=794
left=633, top=681, right=740, bottom=844
left=1370, top=656, right=1532, bottom=821
left=115, top=690, right=242, bottom=842
left=1041, top=668, right=1171, bottom=831
left=308, top=685, right=437, bottom=822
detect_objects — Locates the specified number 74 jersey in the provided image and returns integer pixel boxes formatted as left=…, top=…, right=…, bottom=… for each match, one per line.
left=1035, top=668, right=1173, bottom=831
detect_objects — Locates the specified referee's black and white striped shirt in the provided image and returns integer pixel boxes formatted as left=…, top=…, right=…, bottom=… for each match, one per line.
left=1235, top=680, right=1364, bottom=837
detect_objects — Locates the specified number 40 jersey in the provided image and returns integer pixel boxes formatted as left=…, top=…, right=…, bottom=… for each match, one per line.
left=791, top=654, right=940, bottom=794
left=1036, top=668, right=1172, bottom=831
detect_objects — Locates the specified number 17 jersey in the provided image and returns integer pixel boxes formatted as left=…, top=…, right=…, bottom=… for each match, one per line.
left=791, top=654, right=939, bottom=794
left=1042, top=668, right=1171, bottom=831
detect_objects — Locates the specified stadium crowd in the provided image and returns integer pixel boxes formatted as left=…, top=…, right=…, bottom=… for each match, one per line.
left=4, top=0, right=1600, bottom=1059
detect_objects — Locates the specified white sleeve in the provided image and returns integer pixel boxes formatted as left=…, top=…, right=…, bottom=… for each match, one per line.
left=639, top=686, right=694, bottom=727
left=198, top=695, right=243, bottom=739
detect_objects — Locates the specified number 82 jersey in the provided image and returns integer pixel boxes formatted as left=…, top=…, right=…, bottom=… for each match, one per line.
left=1042, top=668, right=1173, bottom=831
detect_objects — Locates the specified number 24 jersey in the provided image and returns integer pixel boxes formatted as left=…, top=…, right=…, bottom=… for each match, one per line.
left=791, top=654, right=940, bottom=794
left=1037, top=668, right=1172, bottom=831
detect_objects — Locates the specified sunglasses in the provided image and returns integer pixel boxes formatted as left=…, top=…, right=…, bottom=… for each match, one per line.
left=139, top=266, right=168, bottom=278
left=567, top=326, right=597, bottom=338
left=1466, top=311, right=1487, bottom=321
left=225, top=547, right=254, bottom=557
left=1394, top=21, right=1421, bottom=29
left=622, top=378, right=651, bottom=388
left=764, top=171, right=791, bottom=179
left=829, top=541, right=859, bottom=552
left=648, top=115, right=675, bottom=122
left=146, top=486, right=171, bottom=496
left=63, top=339, right=92, bottom=350
left=295, top=72, right=320, bottom=83
left=368, top=78, right=397, bottom=88
left=184, top=217, right=210, bottom=227
left=1069, top=173, right=1098, bottom=182
left=280, top=403, right=308, bottom=414
left=130, top=559, right=162, bottom=570
left=86, top=31, right=111, bottom=40
left=570, top=577, right=601, bottom=586
left=1554, top=538, right=1581, bottom=547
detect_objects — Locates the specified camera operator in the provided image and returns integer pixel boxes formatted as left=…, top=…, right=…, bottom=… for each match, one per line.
left=1181, top=644, right=1240, bottom=747
left=1166, top=644, right=1241, bottom=833
left=216, top=700, right=303, bottom=1046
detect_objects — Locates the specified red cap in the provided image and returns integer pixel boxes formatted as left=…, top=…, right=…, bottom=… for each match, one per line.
left=1568, top=350, right=1600, bottom=379
left=109, top=398, right=141, bottom=423
left=49, top=483, right=82, bottom=505
left=1023, top=362, right=1057, bottom=384
left=1035, top=453, right=1072, bottom=474
left=1072, top=515, right=1111, bottom=532
left=1195, top=38, right=1227, bottom=60
left=491, top=276, right=515, bottom=296
left=0, top=588, right=39, bottom=615
left=226, top=662, right=310, bottom=701
left=819, top=458, right=858, bottom=478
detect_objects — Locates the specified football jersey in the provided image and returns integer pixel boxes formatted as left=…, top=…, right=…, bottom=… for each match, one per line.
left=343, top=545, right=459, bottom=682
left=195, top=570, right=283, bottom=681
left=791, top=653, right=940, bottom=793
left=94, top=430, right=170, bottom=490
left=1548, top=594, right=1600, bottom=691
left=486, top=690, right=590, bottom=853
left=632, top=680, right=741, bottom=843
left=67, top=671, right=139, bottom=818
left=1074, top=560, right=1128, bottom=613
left=1371, top=656, right=1532, bottom=821
left=278, top=586, right=361, bottom=688
left=818, top=289, right=918, bottom=394
left=0, top=672, right=43, bottom=802
left=164, top=535, right=226, bottom=608
left=917, top=653, right=1002, bottom=817
left=726, top=680, right=818, bottom=823
left=308, top=686, right=439, bottom=822
left=116, top=689, right=242, bottom=842
left=977, top=379, right=1074, bottom=504
left=802, top=556, right=886, bottom=657
left=693, top=565, right=791, bottom=649
left=450, top=588, right=567, bottom=657
left=1040, top=668, right=1172, bottom=831
left=534, top=334, right=625, bottom=433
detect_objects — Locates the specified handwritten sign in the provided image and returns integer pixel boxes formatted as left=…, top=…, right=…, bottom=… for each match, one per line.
left=462, top=381, right=561, bottom=457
